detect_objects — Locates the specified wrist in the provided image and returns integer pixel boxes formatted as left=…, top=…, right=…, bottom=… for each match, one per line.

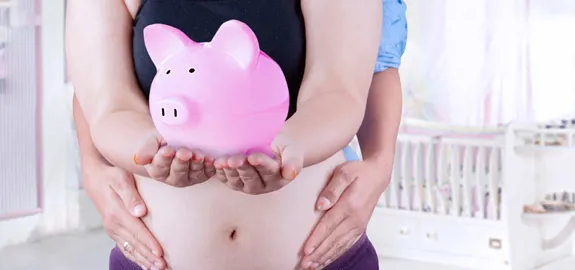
left=80, top=154, right=112, bottom=174
left=362, top=152, right=392, bottom=167
left=363, top=154, right=393, bottom=178
left=361, top=158, right=393, bottom=194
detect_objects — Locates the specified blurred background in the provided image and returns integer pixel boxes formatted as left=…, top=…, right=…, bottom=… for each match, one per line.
left=0, top=0, right=574, bottom=269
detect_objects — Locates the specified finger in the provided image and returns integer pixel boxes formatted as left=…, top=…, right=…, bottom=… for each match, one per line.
left=301, top=220, right=359, bottom=269
left=134, top=248, right=156, bottom=270
left=277, top=145, right=303, bottom=181
left=203, top=155, right=217, bottom=178
left=248, top=153, right=280, bottom=180
left=223, top=156, right=244, bottom=191
left=112, top=173, right=148, bottom=218
left=188, top=150, right=207, bottom=183
left=118, top=244, right=141, bottom=268
left=147, top=147, right=176, bottom=180
left=214, top=157, right=229, bottom=184
left=111, top=195, right=164, bottom=262
left=111, top=234, right=153, bottom=270
left=134, top=134, right=164, bottom=165
left=316, top=229, right=361, bottom=268
left=249, top=153, right=285, bottom=191
left=302, top=205, right=348, bottom=257
left=115, top=235, right=161, bottom=270
left=103, top=189, right=164, bottom=269
left=111, top=237, right=137, bottom=264
left=316, top=164, right=356, bottom=211
left=232, top=156, right=264, bottom=194
left=117, top=225, right=166, bottom=269
left=168, top=148, right=193, bottom=186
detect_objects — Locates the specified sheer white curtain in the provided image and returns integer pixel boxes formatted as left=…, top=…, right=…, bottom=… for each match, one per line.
left=528, top=0, right=575, bottom=122
left=400, top=0, right=575, bottom=125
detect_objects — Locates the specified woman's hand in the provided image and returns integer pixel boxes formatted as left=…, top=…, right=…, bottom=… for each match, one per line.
left=82, top=161, right=166, bottom=270
left=299, top=159, right=390, bottom=269
left=213, top=134, right=304, bottom=194
left=134, top=133, right=216, bottom=187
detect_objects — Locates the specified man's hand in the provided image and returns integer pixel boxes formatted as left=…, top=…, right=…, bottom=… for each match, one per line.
left=82, top=162, right=166, bottom=270
left=299, top=160, right=390, bottom=269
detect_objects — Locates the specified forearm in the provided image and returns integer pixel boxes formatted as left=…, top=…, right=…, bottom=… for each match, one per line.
left=73, top=94, right=149, bottom=176
left=357, top=69, right=403, bottom=168
left=90, top=109, right=153, bottom=176
left=73, top=94, right=109, bottom=169
left=282, top=90, right=364, bottom=167
left=73, top=85, right=153, bottom=176
left=67, top=0, right=153, bottom=175
left=66, top=0, right=145, bottom=125
left=292, top=0, right=382, bottom=166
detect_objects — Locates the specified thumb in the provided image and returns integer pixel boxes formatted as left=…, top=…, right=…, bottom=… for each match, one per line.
left=317, top=163, right=354, bottom=211
left=277, top=144, right=304, bottom=181
left=114, top=173, right=148, bottom=217
left=134, top=133, right=163, bottom=165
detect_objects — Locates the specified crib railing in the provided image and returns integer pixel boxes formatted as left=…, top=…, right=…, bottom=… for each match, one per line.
left=380, top=133, right=505, bottom=221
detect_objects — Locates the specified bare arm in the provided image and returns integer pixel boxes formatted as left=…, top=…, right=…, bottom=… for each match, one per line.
left=66, top=0, right=152, bottom=175
left=357, top=69, right=402, bottom=170
left=280, top=0, right=382, bottom=167
left=72, top=94, right=109, bottom=168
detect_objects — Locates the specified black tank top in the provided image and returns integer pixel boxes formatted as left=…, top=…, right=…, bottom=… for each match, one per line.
left=132, top=0, right=306, bottom=118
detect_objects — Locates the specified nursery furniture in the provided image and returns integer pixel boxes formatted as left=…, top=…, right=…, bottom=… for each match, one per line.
left=368, top=118, right=575, bottom=270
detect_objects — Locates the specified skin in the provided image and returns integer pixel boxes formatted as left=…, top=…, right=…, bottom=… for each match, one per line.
left=67, top=0, right=380, bottom=189
left=66, top=0, right=382, bottom=268
left=71, top=68, right=402, bottom=270
left=72, top=96, right=166, bottom=269
left=300, top=68, right=403, bottom=269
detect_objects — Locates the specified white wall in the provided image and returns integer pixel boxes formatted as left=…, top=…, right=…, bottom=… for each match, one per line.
left=0, top=0, right=85, bottom=248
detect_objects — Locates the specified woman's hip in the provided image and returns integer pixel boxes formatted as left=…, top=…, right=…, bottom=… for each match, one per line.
left=109, top=233, right=379, bottom=270
left=322, top=233, right=379, bottom=270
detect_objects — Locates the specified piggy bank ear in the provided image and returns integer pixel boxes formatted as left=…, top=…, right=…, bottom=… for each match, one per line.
left=143, top=24, right=198, bottom=67
left=210, top=20, right=259, bottom=70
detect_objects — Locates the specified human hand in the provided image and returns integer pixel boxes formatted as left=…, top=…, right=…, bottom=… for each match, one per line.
left=213, top=133, right=304, bottom=194
left=82, top=161, right=166, bottom=270
left=133, top=133, right=216, bottom=187
left=299, top=160, right=390, bottom=270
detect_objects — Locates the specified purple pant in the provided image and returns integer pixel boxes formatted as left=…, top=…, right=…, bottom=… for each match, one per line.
left=109, top=233, right=379, bottom=270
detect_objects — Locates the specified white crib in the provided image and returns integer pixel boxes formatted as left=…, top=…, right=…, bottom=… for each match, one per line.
left=367, top=118, right=575, bottom=270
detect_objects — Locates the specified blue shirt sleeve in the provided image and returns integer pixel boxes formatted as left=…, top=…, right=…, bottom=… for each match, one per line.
left=374, top=0, right=408, bottom=73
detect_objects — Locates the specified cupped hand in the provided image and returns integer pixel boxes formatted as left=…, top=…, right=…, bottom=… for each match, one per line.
left=213, top=134, right=304, bottom=194
left=82, top=161, right=166, bottom=270
left=299, top=160, right=390, bottom=270
left=133, top=133, right=216, bottom=187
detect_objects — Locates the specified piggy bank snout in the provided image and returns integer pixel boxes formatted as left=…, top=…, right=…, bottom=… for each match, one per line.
left=154, top=98, right=195, bottom=125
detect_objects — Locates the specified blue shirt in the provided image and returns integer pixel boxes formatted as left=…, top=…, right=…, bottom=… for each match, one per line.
left=375, top=0, right=408, bottom=73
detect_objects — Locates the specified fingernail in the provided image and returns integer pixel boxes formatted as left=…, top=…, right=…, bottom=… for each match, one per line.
left=311, top=262, right=320, bottom=269
left=305, top=246, right=315, bottom=255
left=132, top=204, right=146, bottom=216
left=303, top=261, right=313, bottom=269
left=325, top=259, right=332, bottom=265
left=150, top=267, right=159, bottom=270
left=291, top=169, right=297, bottom=180
left=139, top=264, right=147, bottom=270
left=317, top=197, right=331, bottom=211
left=133, top=154, right=139, bottom=165
left=152, top=249, right=160, bottom=256
left=154, top=261, right=163, bottom=268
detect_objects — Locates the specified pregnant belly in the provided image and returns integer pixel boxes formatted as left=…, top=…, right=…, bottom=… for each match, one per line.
left=135, top=151, right=346, bottom=270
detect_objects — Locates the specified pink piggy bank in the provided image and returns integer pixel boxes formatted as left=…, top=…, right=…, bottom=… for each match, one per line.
left=144, top=20, right=289, bottom=158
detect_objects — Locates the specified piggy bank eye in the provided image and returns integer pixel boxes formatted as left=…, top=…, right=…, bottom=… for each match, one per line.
left=166, top=70, right=171, bottom=75
left=188, top=68, right=195, bottom=73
